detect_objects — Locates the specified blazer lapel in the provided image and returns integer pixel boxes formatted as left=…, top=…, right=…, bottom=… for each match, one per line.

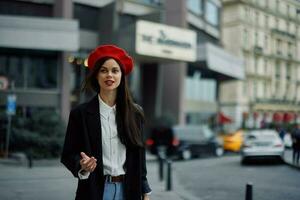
left=85, top=95, right=102, bottom=160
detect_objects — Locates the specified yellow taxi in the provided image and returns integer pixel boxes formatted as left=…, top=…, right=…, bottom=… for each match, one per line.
left=220, top=129, right=244, bottom=152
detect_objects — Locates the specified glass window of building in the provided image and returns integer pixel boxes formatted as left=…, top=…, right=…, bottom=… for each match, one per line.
left=264, top=35, right=268, bottom=50
left=74, top=3, right=99, bottom=31
left=27, top=57, right=58, bottom=89
left=276, top=0, right=279, bottom=11
left=205, top=1, right=219, bottom=26
left=286, top=63, right=291, bottom=80
left=136, top=0, right=162, bottom=6
left=255, top=11, right=259, bottom=25
left=253, top=81, right=257, bottom=99
left=0, top=0, right=52, bottom=17
left=0, top=52, right=58, bottom=89
left=254, top=56, right=258, bottom=73
left=265, top=15, right=269, bottom=28
left=187, top=0, right=203, bottom=15
left=276, top=39, right=282, bottom=54
left=0, top=56, right=23, bottom=88
left=264, top=59, right=268, bottom=74
left=275, top=62, right=280, bottom=79
left=243, top=29, right=248, bottom=48
left=255, top=32, right=258, bottom=45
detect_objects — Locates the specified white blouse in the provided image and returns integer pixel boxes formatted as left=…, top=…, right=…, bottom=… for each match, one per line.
left=78, top=96, right=126, bottom=179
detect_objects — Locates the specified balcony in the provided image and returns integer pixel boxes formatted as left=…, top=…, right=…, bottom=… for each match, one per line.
left=253, top=45, right=263, bottom=55
left=271, top=28, right=296, bottom=40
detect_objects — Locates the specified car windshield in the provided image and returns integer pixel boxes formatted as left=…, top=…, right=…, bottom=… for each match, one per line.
left=173, top=125, right=213, bottom=141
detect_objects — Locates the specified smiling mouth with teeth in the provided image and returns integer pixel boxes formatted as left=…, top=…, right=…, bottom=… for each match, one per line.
left=105, top=80, right=114, bottom=86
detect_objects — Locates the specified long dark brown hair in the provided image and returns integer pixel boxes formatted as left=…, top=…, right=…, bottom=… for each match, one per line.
left=83, top=57, right=144, bottom=148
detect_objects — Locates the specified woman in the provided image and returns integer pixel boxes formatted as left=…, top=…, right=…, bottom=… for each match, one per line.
left=61, top=45, right=152, bottom=200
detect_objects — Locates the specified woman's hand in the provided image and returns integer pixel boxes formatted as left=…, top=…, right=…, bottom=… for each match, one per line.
left=143, top=194, right=150, bottom=200
left=80, top=152, right=97, bottom=172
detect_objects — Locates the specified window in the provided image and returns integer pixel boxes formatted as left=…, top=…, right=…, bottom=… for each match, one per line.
left=253, top=81, right=257, bottom=99
left=0, top=56, right=23, bottom=88
left=0, top=0, right=52, bottom=17
left=265, top=15, right=269, bottom=28
left=255, top=32, right=258, bottom=45
left=255, top=11, right=259, bottom=25
left=264, top=35, right=268, bottom=50
left=254, top=57, right=258, bottom=73
left=288, top=42, right=293, bottom=57
left=264, top=59, right=268, bottom=74
left=0, top=52, right=58, bottom=89
left=264, top=82, right=267, bottom=98
left=27, top=58, right=57, bottom=89
left=243, top=29, right=248, bottom=48
left=74, top=3, right=99, bottom=31
left=187, top=0, right=203, bottom=15
left=275, top=62, right=280, bottom=79
left=277, top=39, right=282, bottom=54
left=286, top=63, right=291, bottom=80
left=276, top=0, right=279, bottom=11
left=205, top=1, right=219, bottom=26
left=137, top=0, right=162, bottom=5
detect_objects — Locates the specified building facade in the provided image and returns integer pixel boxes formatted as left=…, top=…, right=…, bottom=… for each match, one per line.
left=221, top=0, right=300, bottom=128
left=0, top=0, right=244, bottom=133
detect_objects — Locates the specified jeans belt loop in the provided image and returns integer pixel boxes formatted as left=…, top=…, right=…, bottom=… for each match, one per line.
left=107, top=175, right=112, bottom=182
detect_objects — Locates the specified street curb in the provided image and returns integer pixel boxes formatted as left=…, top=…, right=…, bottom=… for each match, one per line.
left=284, top=160, right=300, bottom=171
left=171, top=165, right=202, bottom=200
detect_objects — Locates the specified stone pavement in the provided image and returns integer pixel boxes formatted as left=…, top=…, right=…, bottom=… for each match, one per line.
left=0, top=152, right=199, bottom=200
left=283, top=149, right=300, bottom=170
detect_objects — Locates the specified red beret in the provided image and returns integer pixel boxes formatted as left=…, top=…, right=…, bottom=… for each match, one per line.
left=87, top=45, right=133, bottom=75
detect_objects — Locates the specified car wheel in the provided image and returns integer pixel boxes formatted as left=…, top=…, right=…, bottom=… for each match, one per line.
left=241, top=157, right=247, bottom=165
left=182, top=149, right=192, bottom=160
left=215, top=147, right=224, bottom=157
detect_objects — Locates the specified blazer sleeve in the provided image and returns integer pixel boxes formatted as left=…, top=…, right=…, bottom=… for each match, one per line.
left=141, top=146, right=152, bottom=194
left=60, top=109, right=82, bottom=178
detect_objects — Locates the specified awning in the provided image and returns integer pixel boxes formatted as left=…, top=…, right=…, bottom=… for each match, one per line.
left=273, top=112, right=283, bottom=122
left=218, top=112, right=233, bottom=124
left=283, top=112, right=294, bottom=122
left=195, top=43, right=245, bottom=80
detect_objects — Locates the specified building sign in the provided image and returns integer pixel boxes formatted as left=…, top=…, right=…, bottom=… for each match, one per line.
left=7, top=94, right=16, bottom=115
left=135, top=20, right=197, bottom=62
left=0, top=76, right=8, bottom=90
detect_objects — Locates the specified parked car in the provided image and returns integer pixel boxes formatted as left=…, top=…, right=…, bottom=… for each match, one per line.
left=241, top=129, right=284, bottom=164
left=146, top=125, right=224, bottom=160
left=220, top=129, right=244, bottom=152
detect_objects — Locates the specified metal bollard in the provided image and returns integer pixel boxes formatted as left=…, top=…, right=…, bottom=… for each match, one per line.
left=158, top=156, right=164, bottom=181
left=27, top=153, right=33, bottom=168
left=166, top=159, right=172, bottom=191
left=245, top=182, right=253, bottom=200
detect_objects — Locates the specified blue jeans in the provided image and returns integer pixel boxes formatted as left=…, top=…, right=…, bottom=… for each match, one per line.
left=103, top=179, right=125, bottom=200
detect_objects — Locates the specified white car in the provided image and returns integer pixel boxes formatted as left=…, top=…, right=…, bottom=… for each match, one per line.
left=241, top=129, right=284, bottom=164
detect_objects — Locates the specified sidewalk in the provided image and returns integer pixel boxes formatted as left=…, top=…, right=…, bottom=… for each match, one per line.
left=146, top=153, right=199, bottom=200
left=283, top=149, right=300, bottom=170
left=0, top=152, right=199, bottom=200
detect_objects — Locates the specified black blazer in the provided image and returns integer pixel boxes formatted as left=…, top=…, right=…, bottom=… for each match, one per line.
left=61, top=95, right=151, bottom=200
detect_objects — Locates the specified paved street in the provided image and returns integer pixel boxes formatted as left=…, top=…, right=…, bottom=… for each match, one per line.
left=0, top=153, right=299, bottom=200
left=174, top=155, right=300, bottom=200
